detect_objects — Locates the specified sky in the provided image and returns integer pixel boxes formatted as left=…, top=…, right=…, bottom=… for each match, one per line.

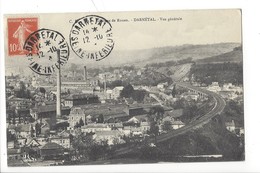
left=4, top=9, right=242, bottom=72
left=4, top=9, right=241, bottom=51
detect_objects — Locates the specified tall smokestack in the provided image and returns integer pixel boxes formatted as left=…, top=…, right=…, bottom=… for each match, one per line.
left=56, top=49, right=61, bottom=118
left=104, top=74, right=107, bottom=99
left=73, top=71, right=75, bottom=78
left=84, top=66, right=87, bottom=80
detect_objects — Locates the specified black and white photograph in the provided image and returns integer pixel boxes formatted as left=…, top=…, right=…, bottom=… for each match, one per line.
left=3, top=9, right=245, bottom=167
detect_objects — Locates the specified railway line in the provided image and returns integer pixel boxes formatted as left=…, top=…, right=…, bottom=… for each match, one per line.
left=113, top=83, right=226, bottom=156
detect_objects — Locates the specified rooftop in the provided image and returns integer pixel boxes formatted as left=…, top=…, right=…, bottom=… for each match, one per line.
left=94, top=130, right=123, bottom=137
left=8, top=124, right=31, bottom=132
left=167, top=109, right=184, bottom=118
left=81, top=123, right=110, bottom=129
left=113, top=86, right=124, bottom=90
left=31, top=105, right=71, bottom=113
left=225, top=121, right=235, bottom=127
left=65, top=94, right=97, bottom=100
left=172, top=120, right=185, bottom=125
left=7, top=148, right=21, bottom=155
left=41, top=142, right=64, bottom=150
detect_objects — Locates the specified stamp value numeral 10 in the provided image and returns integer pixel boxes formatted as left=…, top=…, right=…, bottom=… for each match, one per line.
left=9, top=43, right=19, bottom=52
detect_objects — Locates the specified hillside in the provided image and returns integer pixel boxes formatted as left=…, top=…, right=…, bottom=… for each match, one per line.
left=139, top=114, right=244, bottom=162
left=156, top=63, right=192, bottom=82
left=196, top=48, right=243, bottom=64
left=68, top=43, right=240, bottom=67
left=5, top=43, right=241, bottom=76
left=144, top=43, right=239, bottom=63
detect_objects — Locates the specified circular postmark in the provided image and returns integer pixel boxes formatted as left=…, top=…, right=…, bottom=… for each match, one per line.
left=23, top=28, right=69, bottom=75
left=69, top=15, right=114, bottom=61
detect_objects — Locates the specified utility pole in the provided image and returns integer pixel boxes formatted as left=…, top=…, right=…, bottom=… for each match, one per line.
left=56, top=49, right=61, bottom=118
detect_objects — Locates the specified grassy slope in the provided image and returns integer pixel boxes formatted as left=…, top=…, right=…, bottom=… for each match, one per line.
left=196, top=49, right=242, bottom=64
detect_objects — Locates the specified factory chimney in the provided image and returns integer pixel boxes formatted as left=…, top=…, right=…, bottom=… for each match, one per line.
left=56, top=49, right=61, bottom=118
left=84, top=66, right=87, bottom=80
left=104, top=74, right=107, bottom=99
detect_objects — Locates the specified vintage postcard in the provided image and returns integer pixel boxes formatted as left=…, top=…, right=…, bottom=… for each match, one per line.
left=4, top=10, right=244, bottom=167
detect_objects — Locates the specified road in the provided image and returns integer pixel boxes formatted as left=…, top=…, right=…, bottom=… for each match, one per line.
left=113, top=82, right=226, bottom=156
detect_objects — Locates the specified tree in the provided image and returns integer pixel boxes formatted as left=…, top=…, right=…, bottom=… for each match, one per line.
left=97, top=114, right=104, bottom=123
left=15, top=81, right=31, bottom=99
left=120, top=84, right=134, bottom=98
left=7, top=114, right=12, bottom=124
left=172, top=84, right=177, bottom=97
left=39, top=87, right=46, bottom=94
left=7, top=130, right=16, bottom=142
left=132, top=90, right=147, bottom=102
left=79, top=118, right=84, bottom=127
left=74, top=122, right=79, bottom=129
left=71, top=131, right=113, bottom=161
left=149, top=121, right=159, bottom=136
left=12, top=114, right=16, bottom=125
left=162, top=121, right=173, bottom=131
left=148, top=106, right=165, bottom=122
left=18, top=112, right=21, bottom=124
left=35, top=122, right=41, bottom=136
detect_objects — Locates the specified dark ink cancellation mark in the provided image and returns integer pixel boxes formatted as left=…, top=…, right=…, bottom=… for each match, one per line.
left=24, top=28, right=70, bottom=76
left=70, top=15, right=114, bottom=61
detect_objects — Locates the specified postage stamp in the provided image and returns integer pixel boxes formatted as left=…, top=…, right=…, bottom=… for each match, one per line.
left=7, top=18, right=38, bottom=56
left=24, top=28, right=70, bottom=75
left=70, top=15, right=114, bottom=61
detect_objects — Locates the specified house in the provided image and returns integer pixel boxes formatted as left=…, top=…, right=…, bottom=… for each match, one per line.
left=172, top=120, right=185, bottom=129
left=222, top=83, right=233, bottom=91
left=108, top=122, right=124, bottom=131
left=123, top=126, right=143, bottom=136
left=7, top=97, right=31, bottom=109
left=162, top=116, right=175, bottom=123
left=161, top=117, right=185, bottom=130
left=219, top=91, right=237, bottom=99
left=207, top=82, right=221, bottom=93
left=34, top=136, right=48, bottom=146
left=30, top=105, right=71, bottom=127
left=93, top=130, right=125, bottom=145
left=39, top=142, right=64, bottom=159
left=157, top=83, right=165, bottom=89
left=81, top=123, right=111, bottom=133
left=7, top=141, right=15, bottom=149
left=64, top=94, right=100, bottom=107
left=166, top=109, right=184, bottom=119
left=85, top=114, right=92, bottom=124
left=17, top=137, right=27, bottom=147
left=127, top=117, right=140, bottom=125
left=26, top=138, right=41, bottom=148
left=49, top=130, right=71, bottom=149
left=68, top=107, right=86, bottom=129
left=61, top=81, right=89, bottom=89
left=19, top=124, right=32, bottom=138
left=140, top=121, right=150, bottom=133
left=137, top=70, right=142, bottom=76
left=112, top=86, right=124, bottom=100
left=106, top=89, right=113, bottom=99
left=130, top=127, right=143, bottom=136
left=7, top=148, right=22, bottom=160
left=225, top=120, right=236, bottom=133
left=123, top=106, right=147, bottom=116
left=181, top=92, right=199, bottom=101
left=49, top=136, right=70, bottom=149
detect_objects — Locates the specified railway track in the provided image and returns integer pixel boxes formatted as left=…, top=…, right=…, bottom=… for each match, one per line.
left=113, top=83, right=226, bottom=156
